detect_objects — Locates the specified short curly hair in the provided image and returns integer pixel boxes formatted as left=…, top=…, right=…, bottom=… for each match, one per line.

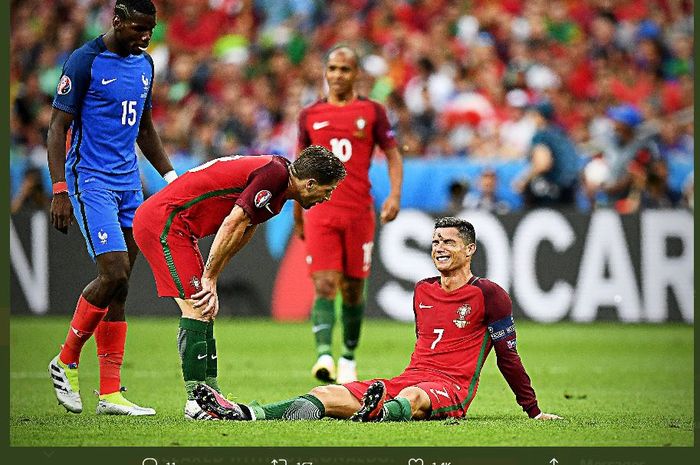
left=292, top=145, right=346, bottom=185
left=434, top=216, right=475, bottom=245
left=115, top=0, right=156, bottom=19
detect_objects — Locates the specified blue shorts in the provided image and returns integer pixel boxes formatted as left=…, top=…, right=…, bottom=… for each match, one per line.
left=70, top=188, right=143, bottom=260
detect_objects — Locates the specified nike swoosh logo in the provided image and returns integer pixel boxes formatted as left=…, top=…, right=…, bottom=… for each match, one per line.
left=101, top=78, right=117, bottom=85
left=418, top=303, right=433, bottom=309
left=264, top=204, right=274, bottom=214
left=71, top=327, right=86, bottom=337
left=211, top=354, right=217, bottom=359
left=197, top=354, right=207, bottom=360
left=312, top=121, right=330, bottom=130
left=312, top=324, right=331, bottom=333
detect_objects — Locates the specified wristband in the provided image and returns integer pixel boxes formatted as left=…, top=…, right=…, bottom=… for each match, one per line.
left=52, top=181, right=68, bottom=195
left=163, top=170, right=178, bottom=184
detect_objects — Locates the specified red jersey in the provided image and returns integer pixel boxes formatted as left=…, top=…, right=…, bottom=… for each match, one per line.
left=403, top=275, right=541, bottom=417
left=143, top=155, right=291, bottom=238
left=297, top=97, right=397, bottom=211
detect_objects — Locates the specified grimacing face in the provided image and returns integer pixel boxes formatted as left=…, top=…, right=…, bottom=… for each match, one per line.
left=115, top=12, right=156, bottom=55
left=299, top=180, right=339, bottom=209
left=431, top=227, right=474, bottom=273
left=325, top=50, right=358, bottom=97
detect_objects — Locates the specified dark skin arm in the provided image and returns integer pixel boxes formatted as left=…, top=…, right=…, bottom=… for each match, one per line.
left=47, top=108, right=75, bottom=233
left=136, top=108, right=174, bottom=176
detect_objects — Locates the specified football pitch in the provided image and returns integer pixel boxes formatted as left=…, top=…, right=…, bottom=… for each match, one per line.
left=10, top=316, right=694, bottom=447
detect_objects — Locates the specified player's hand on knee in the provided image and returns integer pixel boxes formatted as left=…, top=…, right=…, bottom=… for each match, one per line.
left=50, top=193, right=73, bottom=232
left=192, top=278, right=218, bottom=318
left=534, top=412, right=563, bottom=420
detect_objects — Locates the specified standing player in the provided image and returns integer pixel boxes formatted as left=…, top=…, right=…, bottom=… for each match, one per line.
left=132, top=147, right=346, bottom=420
left=194, top=217, right=562, bottom=423
left=295, top=45, right=404, bottom=384
left=47, top=0, right=176, bottom=416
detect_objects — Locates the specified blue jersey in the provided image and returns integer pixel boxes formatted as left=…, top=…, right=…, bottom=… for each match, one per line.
left=53, top=36, right=153, bottom=193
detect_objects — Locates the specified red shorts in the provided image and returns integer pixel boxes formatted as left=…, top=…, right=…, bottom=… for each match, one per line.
left=303, top=206, right=375, bottom=279
left=133, top=204, right=204, bottom=299
left=343, top=369, right=473, bottom=419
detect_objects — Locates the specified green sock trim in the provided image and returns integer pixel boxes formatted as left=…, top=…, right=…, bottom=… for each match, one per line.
left=185, top=381, right=200, bottom=401
left=206, top=321, right=218, bottom=381
left=250, top=402, right=265, bottom=420
left=301, top=394, right=325, bottom=417
left=311, top=298, right=335, bottom=356
left=205, top=377, right=221, bottom=394
left=261, top=397, right=297, bottom=420
left=341, top=302, right=364, bottom=359
left=383, top=397, right=412, bottom=421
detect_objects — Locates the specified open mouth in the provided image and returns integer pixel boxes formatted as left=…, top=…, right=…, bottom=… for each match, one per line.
left=435, top=255, right=450, bottom=263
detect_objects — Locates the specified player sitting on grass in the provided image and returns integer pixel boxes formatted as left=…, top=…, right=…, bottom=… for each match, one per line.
left=132, top=146, right=345, bottom=420
left=193, top=217, right=563, bottom=422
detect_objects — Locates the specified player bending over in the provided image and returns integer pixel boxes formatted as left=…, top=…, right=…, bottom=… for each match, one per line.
left=193, top=217, right=563, bottom=422
left=132, top=147, right=346, bottom=420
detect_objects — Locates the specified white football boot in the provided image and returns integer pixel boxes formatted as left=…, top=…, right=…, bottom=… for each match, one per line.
left=311, top=354, right=336, bottom=383
left=184, top=400, right=218, bottom=420
left=95, top=387, right=156, bottom=416
left=336, top=356, right=358, bottom=384
left=48, top=355, right=82, bottom=413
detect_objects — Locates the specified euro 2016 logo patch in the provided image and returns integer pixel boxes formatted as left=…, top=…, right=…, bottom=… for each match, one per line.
left=453, top=304, right=471, bottom=328
left=57, top=75, right=72, bottom=95
left=254, top=190, right=272, bottom=208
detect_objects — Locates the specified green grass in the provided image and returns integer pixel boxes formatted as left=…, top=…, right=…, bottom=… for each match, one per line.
left=10, top=316, right=694, bottom=447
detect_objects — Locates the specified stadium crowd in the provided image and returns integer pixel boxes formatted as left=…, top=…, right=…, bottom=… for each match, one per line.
left=10, top=0, right=694, bottom=212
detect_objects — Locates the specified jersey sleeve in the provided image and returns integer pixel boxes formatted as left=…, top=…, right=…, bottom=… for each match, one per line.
left=296, top=107, right=311, bottom=155
left=371, top=101, right=398, bottom=151
left=235, top=158, right=289, bottom=224
left=482, top=280, right=541, bottom=418
left=52, top=48, right=95, bottom=115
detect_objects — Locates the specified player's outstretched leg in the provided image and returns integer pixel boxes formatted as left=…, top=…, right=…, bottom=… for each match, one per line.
left=192, top=384, right=249, bottom=421
left=48, top=355, right=82, bottom=413
left=350, top=380, right=387, bottom=422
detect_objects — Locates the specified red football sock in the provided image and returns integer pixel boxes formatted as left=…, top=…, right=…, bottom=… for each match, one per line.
left=95, top=320, right=127, bottom=395
left=59, top=295, right=108, bottom=366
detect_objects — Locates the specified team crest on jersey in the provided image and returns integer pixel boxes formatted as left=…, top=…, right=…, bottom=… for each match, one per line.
left=57, top=75, right=72, bottom=95
left=354, top=117, right=366, bottom=139
left=254, top=190, right=272, bottom=208
left=190, top=276, right=202, bottom=292
left=97, top=229, right=108, bottom=245
left=453, top=304, right=471, bottom=328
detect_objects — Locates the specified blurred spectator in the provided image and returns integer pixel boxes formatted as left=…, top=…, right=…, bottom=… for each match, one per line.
left=463, top=169, right=511, bottom=215
left=445, top=179, right=469, bottom=215
left=11, top=167, right=50, bottom=215
left=516, top=100, right=579, bottom=208
left=587, top=104, right=666, bottom=210
left=498, top=89, right=536, bottom=158
left=9, top=0, right=693, bottom=209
